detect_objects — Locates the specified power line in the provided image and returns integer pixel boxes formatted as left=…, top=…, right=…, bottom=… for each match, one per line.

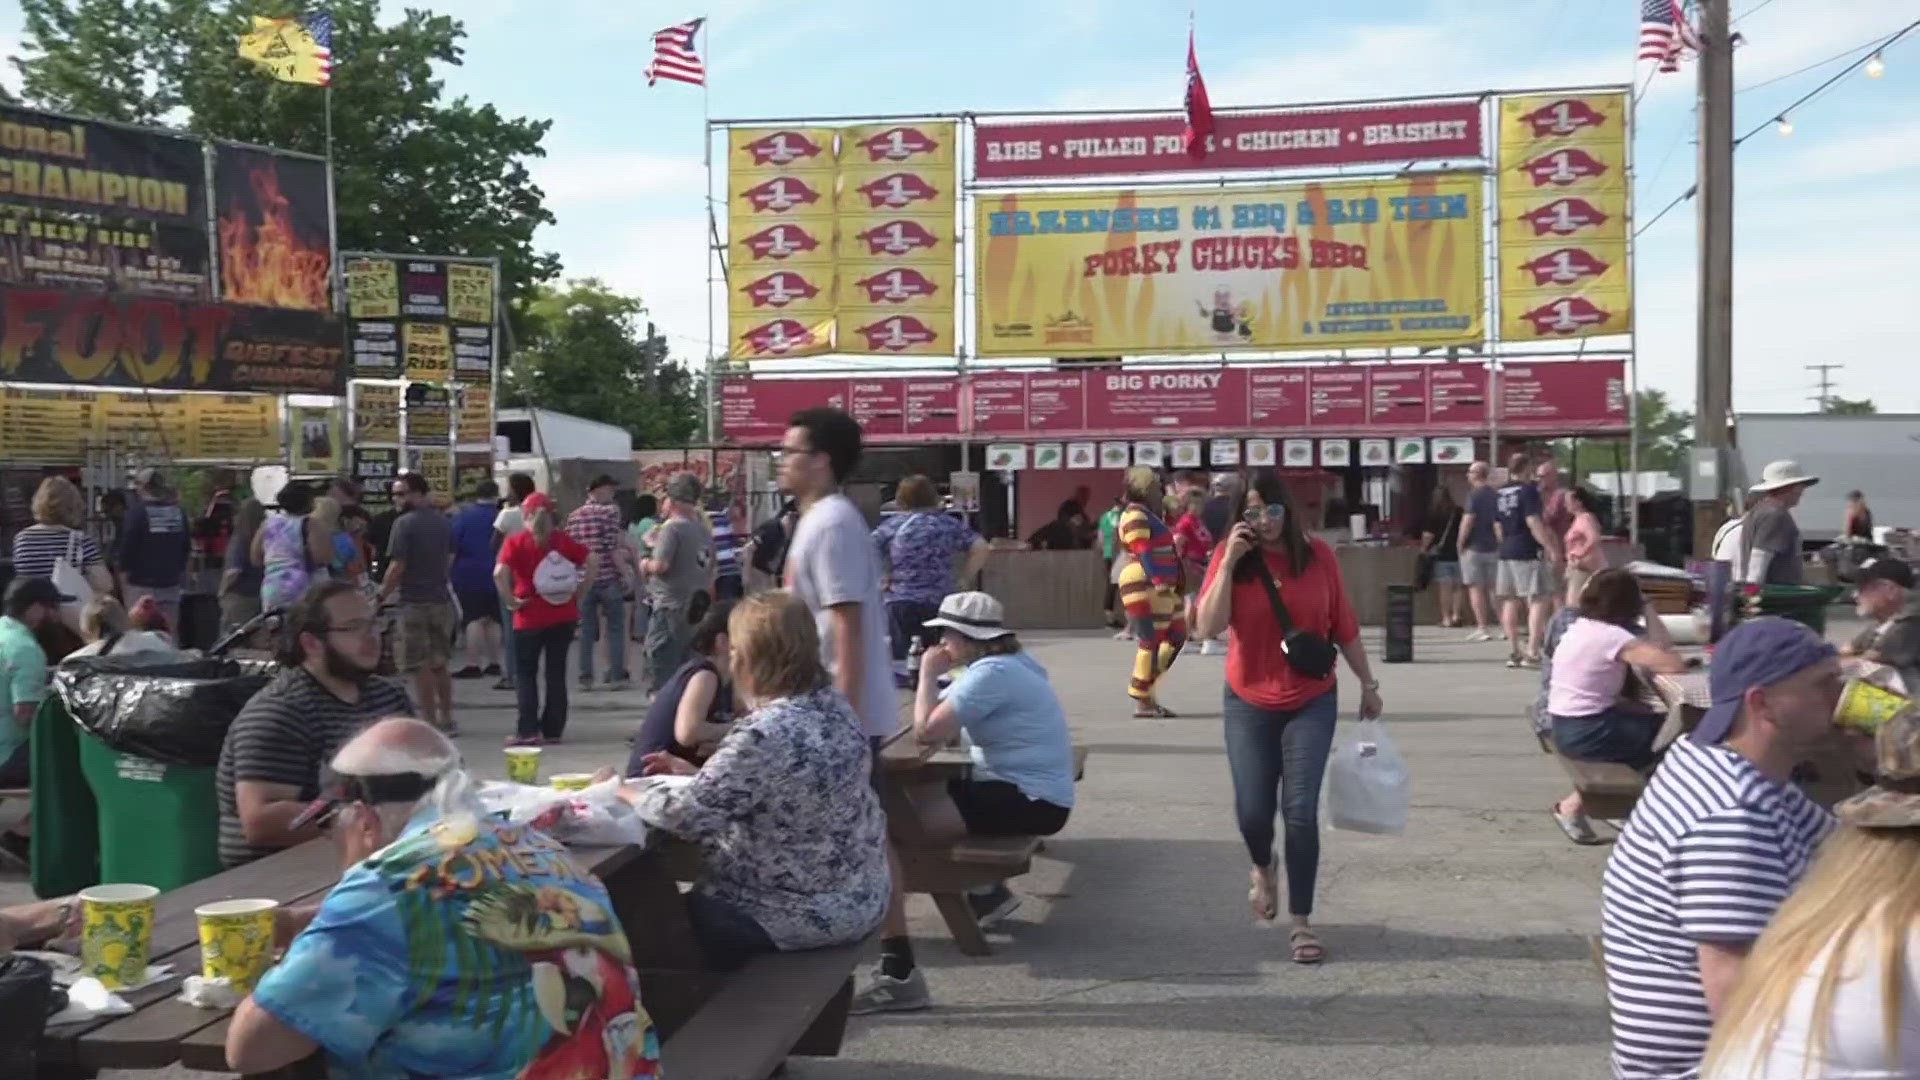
left=1732, top=0, right=1780, bottom=23
left=1807, top=362, right=1842, bottom=409
left=1635, top=17, right=1920, bottom=237
left=1737, top=37, right=1880, bottom=94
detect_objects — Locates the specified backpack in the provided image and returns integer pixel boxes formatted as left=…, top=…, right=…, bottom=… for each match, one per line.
left=532, top=546, right=582, bottom=603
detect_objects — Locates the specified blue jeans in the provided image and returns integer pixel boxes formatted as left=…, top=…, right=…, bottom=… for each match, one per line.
left=578, top=582, right=629, bottom=682
left=1223, top=687, right=1339, bottom=918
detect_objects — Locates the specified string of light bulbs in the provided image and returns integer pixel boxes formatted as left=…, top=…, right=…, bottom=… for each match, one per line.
left=1635, top=16, right=1918, bottom=237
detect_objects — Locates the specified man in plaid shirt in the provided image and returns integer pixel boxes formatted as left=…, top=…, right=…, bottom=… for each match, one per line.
left=565, top=475, right=633, bottom=690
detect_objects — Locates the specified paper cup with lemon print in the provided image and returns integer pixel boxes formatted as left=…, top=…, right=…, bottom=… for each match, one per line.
left=1836, top=678, right=1910, bottom=733
left=78, top=883, right=160, bottom=989
left=195, top=899, right=280, bottom=991
left=550, top=772, right=594, bottom=792
left=505, top=745, right=541, bottom=784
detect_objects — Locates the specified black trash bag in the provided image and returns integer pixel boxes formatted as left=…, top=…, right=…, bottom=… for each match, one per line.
left=0, top=954, right=57, bottom=1077
left=53, top=655, right=275, bottom=767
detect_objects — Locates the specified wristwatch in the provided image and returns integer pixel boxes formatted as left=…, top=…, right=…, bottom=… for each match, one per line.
left=1361, top=680, right=1381, bottom=692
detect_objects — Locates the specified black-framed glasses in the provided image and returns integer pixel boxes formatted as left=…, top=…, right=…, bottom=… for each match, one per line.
left=1243, top=505, right=1287, bottom=524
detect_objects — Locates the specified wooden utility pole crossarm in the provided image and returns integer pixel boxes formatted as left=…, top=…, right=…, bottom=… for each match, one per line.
left=1694, top=0, right=1736, bottom=554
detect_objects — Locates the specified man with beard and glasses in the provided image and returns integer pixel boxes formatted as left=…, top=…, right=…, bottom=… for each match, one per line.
left=215, top=581, right=414, bottom=868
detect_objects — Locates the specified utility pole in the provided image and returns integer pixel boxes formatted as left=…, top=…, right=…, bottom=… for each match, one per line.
left=1694, top=0, right=1736, bottom=558
left=1806, top=362, right=1842, bottom=412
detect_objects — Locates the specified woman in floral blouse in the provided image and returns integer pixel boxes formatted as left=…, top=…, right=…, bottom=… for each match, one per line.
left=632, top=590, right=890, bottom=968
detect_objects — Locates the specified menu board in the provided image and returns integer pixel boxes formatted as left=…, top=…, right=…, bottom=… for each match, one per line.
left=344, top=253, right=497, bottom=384
left=96, top=392, right=186, bottom=456
left=717, top=360, right=1629, bottom=444
left=0, top=388, right=96, bottom=463
left=456, top=383, right=493, bottom=446
left=352, top=447, right=399, bottom=510
left=404, top=383, right=452, bottom=446
left=352, top=382, right=401, bottom=443
left=193, top=395, right=280, bottom=460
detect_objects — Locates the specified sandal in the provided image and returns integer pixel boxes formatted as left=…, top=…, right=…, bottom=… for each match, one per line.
left=1289, top=927, right=1326, bottom=965
left=1552, top=804, right=1604, bottom=846
left=1248, top=866, right=1278, bottom=922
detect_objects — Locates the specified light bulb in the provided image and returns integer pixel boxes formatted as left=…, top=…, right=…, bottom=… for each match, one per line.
left=1865, top=52, right=1886, bottom=78
left=1776, top=117, right=1794, bottom=136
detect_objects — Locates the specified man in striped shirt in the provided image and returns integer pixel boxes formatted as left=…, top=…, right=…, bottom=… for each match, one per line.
left=216, top=581, right=414, bottom=867
left=1601, top=617, right=1847, bottom=1079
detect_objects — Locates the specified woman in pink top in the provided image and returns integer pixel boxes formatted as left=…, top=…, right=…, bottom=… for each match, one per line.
left=1560, top=487, right=1607, bottom=606
left=1546, top=569, right=1687, bottom=844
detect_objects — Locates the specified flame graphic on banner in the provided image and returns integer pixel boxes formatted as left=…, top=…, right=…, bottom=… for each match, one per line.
left=219, top=163, right=331, bottom=311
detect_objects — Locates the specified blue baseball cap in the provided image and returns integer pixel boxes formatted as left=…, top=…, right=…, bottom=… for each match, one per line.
left=1693, top=617, right=1837, bottom=744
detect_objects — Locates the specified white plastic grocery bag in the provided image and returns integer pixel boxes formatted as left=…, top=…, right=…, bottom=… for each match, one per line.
left=1325, top=719, right=1409, bottom=835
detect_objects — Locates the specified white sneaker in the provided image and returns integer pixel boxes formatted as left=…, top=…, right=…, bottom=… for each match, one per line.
left=851, top=967, right=931, bottom=1014
left=1200, top=640, right=1226, bottom=655
left=1466, top=629, right=1494, bottom=642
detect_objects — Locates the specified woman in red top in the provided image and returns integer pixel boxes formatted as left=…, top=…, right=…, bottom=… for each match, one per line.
left=494, top=492, right=597, bottom=746
left=1194, top=468, right=1383, bottom=965
left=1172, top=490, right=1214, bottom=649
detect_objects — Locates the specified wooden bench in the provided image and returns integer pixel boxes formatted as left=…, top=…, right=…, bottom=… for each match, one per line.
left=589, top=842, right=866, bottom=1079
left=1553, top=753, right=1646, bottom=821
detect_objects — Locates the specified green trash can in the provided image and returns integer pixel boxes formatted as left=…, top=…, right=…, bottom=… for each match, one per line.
left=1745, top=584, right=1845, bottom=637
left=74, top=730, right=222, bottom=892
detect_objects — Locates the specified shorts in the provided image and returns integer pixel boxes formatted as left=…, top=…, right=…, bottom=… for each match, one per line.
left=1431, top=560, right=1462, bottom=585
left=455, top=588, right=500, bottom=625
left=1461, top=550, right=1499, bottom=590
left=947, top=778, right=1070, bottom=837
left=1551, top=708, right=1662, bottom=771
left=1496, top=558, right=1549, bottom=600
left=395, top=601, right=456, bottom=672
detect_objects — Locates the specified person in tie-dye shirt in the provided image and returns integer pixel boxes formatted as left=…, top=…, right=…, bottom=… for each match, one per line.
left=226, top=718, right=660, bottom=1080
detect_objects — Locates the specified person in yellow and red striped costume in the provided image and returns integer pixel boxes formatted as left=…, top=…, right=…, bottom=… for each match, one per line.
left=1117, top=466, right=1186, bottom=717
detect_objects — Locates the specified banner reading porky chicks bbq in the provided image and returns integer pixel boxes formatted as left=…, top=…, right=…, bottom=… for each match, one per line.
left=0, top=104, right=213, bottom=299
left=0, top=284, right=345, bottom=394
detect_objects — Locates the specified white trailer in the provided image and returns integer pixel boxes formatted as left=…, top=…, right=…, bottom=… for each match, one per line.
left=1734, top=413, right=1920, bottom=541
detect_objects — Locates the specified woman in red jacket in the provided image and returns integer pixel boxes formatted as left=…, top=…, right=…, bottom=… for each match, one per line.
left=1193, top=468, right=1383, bottom=965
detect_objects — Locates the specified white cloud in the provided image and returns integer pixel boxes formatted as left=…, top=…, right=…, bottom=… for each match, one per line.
left=532, top=152, right=706, bottom=205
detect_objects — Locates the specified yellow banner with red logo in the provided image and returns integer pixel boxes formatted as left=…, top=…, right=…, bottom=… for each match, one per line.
left=975, top=173, right=1483, bottom=357
left=1497, top=92, right=1631, bottom=341
left=726, top=122, right=958, bottom=359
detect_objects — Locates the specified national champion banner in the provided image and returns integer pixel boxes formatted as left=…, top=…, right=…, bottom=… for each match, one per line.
left=0, top=104, right=213, bottom=299
left=976, top=173, right=1483, bottom=357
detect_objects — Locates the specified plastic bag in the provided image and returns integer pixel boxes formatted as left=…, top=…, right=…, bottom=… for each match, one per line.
left=1325, top=719, right=1409, bottom=835
left=53, top=656, right=274, bottom=767
left=476, top=780, right=652, bottom=848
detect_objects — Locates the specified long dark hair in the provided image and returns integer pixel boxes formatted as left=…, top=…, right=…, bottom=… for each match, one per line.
left=1430, top=485, right=1459, bottom=519
left=1234, top=467, right=1314, bottom=579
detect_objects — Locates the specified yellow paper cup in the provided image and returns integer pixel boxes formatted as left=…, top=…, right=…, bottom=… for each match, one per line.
left=550, top=772, right=594, bottom=792
left=78, top=883, right=159, bottom=990
left=1836, top=678, right=1910, bottom=733
left=195, top=898, right=279, bottom=992
left=505, top=745, right=541, bottom=784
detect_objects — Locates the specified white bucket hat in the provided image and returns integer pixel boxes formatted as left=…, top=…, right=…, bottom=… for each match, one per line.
left=922, top=591, right=1012, bottom=641
left=1750, top=460, right=1820, bottom=494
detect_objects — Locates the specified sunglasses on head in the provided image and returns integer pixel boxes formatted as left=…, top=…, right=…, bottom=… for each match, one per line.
left=1242, top=505, right=1287, bottom=524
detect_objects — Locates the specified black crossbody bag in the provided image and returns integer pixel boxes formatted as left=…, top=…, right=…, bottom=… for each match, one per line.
left=1251, top=556, right=1340, bottom=680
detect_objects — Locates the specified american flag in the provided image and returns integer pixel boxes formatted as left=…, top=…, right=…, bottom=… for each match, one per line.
left=647, top=18, right=706, bottom=87
left=303, top=13, right=333, bottom=86
left=1639, top=0, right=1700, bottom=73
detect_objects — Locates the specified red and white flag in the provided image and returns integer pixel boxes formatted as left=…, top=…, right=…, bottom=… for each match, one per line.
left=1638, top=0, right=1699, bottom=74
left=1182, top=29, right=1215, bottom=159
left=647, top=18, right=706, bottom=87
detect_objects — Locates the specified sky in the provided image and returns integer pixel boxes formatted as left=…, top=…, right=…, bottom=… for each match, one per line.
left=3, top=0, right=1917, bottom=416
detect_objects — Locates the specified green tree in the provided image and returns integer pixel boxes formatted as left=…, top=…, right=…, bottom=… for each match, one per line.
left=1551, top=388, right=1693, bottom=480
left=11, top=0, right=559, bottom=322
left=1822, top=395, right=1877, bottom=416
left=503, top=279, right=701, bottom=448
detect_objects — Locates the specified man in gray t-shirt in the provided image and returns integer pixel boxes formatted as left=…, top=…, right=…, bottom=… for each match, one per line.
left=380, top=473, right=457, bottom=734
left=641, top=472, right=714, bottom=691
left=1740, top=462, right=1818, bottom=586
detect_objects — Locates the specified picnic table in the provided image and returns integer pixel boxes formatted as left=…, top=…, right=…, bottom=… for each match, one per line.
left=37, top=830, right=861, bottom=1079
